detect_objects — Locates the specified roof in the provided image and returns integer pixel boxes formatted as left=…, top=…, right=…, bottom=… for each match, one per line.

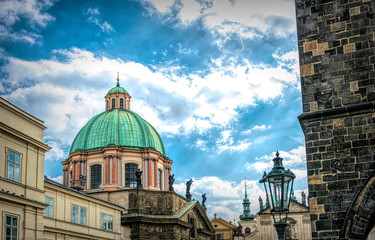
left=107, top=86, right=128, bottom=94
left=211, top=217, right=237, bottom=229
left=69, top=109, right=166, bottom=156
left=44, top=176, right=125, bottom=210
left=257, top=199, right=309, bottom=214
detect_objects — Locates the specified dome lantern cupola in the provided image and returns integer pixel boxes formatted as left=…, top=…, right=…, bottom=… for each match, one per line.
left=105, top=73, right=131, bottom=111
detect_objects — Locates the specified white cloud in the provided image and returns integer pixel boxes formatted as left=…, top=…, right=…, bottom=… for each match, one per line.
left=86, top=7, right=114, bottom=33
left=195, top=139, right=207, bottom=151
left=0, top=0, right=55, bottom=44
left=4, top=82, right=103, bottom=146
left=174, top=176, right=266, bottom=221
left=144, top=0, right=175, bottom=14
left=216, top=130, right=252, bottom=153
left=245, top=146, right=307, bottom=178
left=44, top=139, right=67, bottom=162
left=48, top=175, right=63, bottom=184
left=178, top=0, right=202, bottom=25
left=146, top=0, right=296, bottom=39
left=1, top=48, right=299, bottom=143
left=243, top=124, right=271, bottom=134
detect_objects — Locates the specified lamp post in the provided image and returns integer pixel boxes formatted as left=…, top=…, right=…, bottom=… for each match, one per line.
left=259, top=151, right=295, bottom=240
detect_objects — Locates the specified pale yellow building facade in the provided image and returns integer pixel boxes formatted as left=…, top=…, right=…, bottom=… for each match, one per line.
left=0, top=97, right=50, bottom=240
left=0, top=97, right=126, bottom=240
left=234, top=200, right=312, bottom=240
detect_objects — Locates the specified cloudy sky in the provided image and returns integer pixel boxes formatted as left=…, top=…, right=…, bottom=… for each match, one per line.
left=0, top=0, right=307, bottom=222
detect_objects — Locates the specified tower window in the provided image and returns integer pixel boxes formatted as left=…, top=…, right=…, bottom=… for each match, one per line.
left=112, top=99, right=115, bottom=109
left=106, top=100, right=108, bottom=110
left=91, top=165, right=102, bottom=189
left=158, top=169, right=162, bottom=190
left=125, top=164, right=137, bottom=187
left=120, top=98, right=124, bottom=109
left=245, top=227, right=251, bottom=233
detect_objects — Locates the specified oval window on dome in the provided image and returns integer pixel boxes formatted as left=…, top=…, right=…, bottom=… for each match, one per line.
left=125, top=164, right=137, bottom=187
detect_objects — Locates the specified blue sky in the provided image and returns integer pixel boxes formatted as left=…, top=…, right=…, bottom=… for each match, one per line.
left=0, top=0, right=307, bottom=222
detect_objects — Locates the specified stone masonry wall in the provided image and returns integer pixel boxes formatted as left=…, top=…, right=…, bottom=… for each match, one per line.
left=295, top=0, right=375, bottom=239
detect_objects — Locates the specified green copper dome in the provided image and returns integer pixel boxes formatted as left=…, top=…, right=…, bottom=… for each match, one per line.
left=69, top=109, right=166, bottom=156
left=107, top=86, right=128, bottom=94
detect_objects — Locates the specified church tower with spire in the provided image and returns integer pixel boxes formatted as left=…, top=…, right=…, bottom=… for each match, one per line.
left=239, top=180, right=255, bottom=221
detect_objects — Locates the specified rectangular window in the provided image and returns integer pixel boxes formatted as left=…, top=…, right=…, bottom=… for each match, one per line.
left=4, top=215, right=18, bottom=240
left=80, top=207, right=87, bottom=225
left=7, top=150, right=20, bottom=182
left=45, top=197, right=54, bottom=218
left=72, top=205, right=79, bottom=224
left=72, top=205, right=86, bottom=225
left=101, top=213, right=113, bottom=231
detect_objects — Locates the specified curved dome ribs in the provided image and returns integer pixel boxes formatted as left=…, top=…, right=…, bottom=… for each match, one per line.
left=69, top=109, right=166, bottom=157
left=147, top=122, right=166, bottom=155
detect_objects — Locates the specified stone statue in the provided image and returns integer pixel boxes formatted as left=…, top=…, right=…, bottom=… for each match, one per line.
left=266, top=196, right=270, bottom=209
left=135, top=168, right=143, bottom=189
left=302, top=191, right=306, bottom=206
left=259, top=196, right=263, bottom=210
left=186, top=179, right=193, bottom=200
left=237, top=224, right=243, bottom=235
left=168, top=174, right=175, bottom=191
left=202, top=193, right=207, bottom=207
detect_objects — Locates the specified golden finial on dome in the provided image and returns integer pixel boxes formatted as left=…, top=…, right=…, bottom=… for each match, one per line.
left=116, top=72, right=120, bottom=87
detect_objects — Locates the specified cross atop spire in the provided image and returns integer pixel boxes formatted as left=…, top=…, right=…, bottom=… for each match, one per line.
left=116, top=72, right=120, bottom=87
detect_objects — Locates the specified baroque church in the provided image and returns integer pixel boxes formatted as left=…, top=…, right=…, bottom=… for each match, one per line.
left=0, top=78, right=214, bottom=239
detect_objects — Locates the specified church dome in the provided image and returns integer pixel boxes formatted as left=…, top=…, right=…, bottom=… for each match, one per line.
left=107, top=86, right=128, bottom=94
left=69, top=109, right=166, bottom=156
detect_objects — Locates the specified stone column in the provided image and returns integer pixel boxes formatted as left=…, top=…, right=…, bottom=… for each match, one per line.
left=154, top=159, right=158, bottom=188
left=76, top=160, right=81, bottom=187
left=113, top=156, right=118, bottom=185
left=105, top=156, right=110, bottom=185
left=71, top=161, right=76, bottom=187
left=148, top=158, right=153, bottom=188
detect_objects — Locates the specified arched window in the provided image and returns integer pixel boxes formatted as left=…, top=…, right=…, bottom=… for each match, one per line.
left=120, top=98, right=124, bottom=109
left=111, top=99, right=115, bottom=109
left=91, top=165, right=102, bottom=189
left=125, top=164, right=137, bottom=187
left=158, top=169, right=162, bottom=190
left=245, top=227, right=251, bottom=233
left=106, top=100, right=108, bottom=110
left=127, top=100, right=129, bottom=109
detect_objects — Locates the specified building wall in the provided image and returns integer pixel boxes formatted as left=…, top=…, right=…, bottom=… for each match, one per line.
left=0, top=97, right=49, bottom=240
left=211, top=218, right=237, bottom=240
left=64, top=149, right=171, bottom=192
left=43, top=181, right=125, bottom=240
left=295, top=0, right=375, bottom=238
left=238, top=220, right=257, bottom=235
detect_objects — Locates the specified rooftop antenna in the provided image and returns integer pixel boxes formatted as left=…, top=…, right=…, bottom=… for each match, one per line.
left=116, top=72, right=120, bottom=87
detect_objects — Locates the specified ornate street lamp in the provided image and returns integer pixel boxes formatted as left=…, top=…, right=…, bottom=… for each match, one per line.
left=259, top=151, right=296, bottom=240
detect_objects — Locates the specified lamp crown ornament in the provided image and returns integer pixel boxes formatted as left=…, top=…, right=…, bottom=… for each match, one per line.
left=259, top=151, right=296, bottom=240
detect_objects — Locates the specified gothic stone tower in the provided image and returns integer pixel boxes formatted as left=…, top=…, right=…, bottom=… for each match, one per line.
left=295, top=0, right=375, bottom=239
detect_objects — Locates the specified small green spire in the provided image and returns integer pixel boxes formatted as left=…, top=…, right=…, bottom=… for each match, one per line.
left=244, top=178, right=248, bottom=199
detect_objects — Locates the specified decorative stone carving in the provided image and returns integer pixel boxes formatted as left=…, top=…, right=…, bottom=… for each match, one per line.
left=316, top=84, right=333, bottom=101
left=186, top=179, right=193, bottom=200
